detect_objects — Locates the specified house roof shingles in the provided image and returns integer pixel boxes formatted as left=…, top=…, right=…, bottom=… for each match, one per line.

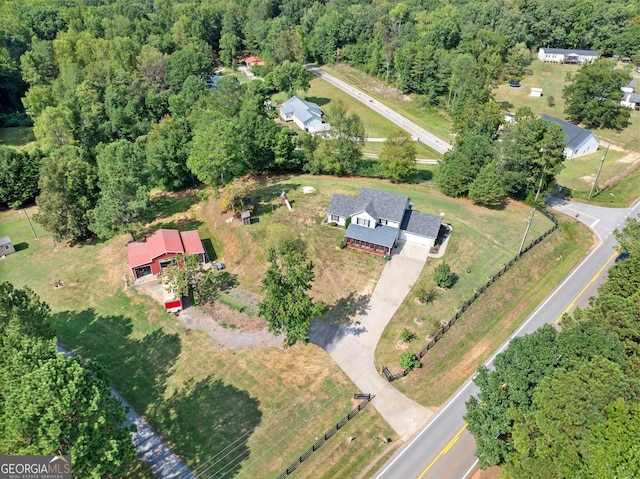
left=401, top=210, right=442, bottom=238
left=327, top=194, right=357, bottom=217
left=358, top=187, right=408, bottom=223
left=345, top=224, right=398, bottom=248
left=541, top=115, right=598, bottom=151
left=0, top=236, right=11, bottom=245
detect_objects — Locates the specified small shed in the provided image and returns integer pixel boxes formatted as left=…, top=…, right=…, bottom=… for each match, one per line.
left=241, top=210, right=251, bottom=226
left=530, top=87, right=543, bottom=97
left=0, top=236, right=15, bottom=256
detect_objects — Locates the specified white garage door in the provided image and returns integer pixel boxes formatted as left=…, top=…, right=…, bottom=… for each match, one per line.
left=400, top=231, right=433, bottom=247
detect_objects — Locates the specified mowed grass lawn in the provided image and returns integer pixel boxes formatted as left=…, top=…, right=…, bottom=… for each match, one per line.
left=377, top=218, right=592, bottom=406
left=494, top=59, right=640, bottom=153
left=0, top=202, right=398, bottom=479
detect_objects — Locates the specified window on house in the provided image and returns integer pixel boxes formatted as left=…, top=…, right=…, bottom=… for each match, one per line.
left=356, top=217, right=370, bottom=227
left=330, top=215, right=339, bottom=222
left=380, top=219, right=388, bottom=225
left=3, top=245, right=9, bottom=250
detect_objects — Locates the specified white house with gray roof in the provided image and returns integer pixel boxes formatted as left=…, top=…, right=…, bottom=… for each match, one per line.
left=279, top=96, right=330, bottom=133
left=541, top=115, right=599, bottom=159
left=538, top=48, right=600, bottom=64
left=327, top=187, right=442, bottom=255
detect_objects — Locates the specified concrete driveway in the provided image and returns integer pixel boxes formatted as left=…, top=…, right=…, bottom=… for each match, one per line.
left=310, top=241, right=434, bottom=440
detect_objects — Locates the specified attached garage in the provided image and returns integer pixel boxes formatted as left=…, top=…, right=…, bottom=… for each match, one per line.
left=400, top=210, right=441, bottom=249
left=400, top=230, right=434, bottom=247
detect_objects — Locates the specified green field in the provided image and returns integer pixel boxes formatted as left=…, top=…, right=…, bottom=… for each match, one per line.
left=377, top=217, right=592, bottom=405
left=494, top=59, right=640, bottom=153
left=0, top=126, right=36, bottom=149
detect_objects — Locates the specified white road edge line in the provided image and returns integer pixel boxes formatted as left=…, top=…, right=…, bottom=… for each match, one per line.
left=462, top=459, right=480, bottom=479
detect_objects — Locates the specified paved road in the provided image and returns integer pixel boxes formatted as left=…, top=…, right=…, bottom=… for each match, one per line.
left=307, top=66, right=452, bottom=155
left=373, top=197, right=640, bottom=479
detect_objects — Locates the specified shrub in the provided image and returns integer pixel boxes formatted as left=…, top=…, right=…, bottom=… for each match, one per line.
left=400, top=328, right=416, bottom=342
left=339, top=239, right=346, bottom=249
left=345, top=216, right=352, bottom=229
left=330, top=221, right=337, bottom=227
left=434, top=262, right=456, bottom=288
left=546, top=95, right=555, bottom=107
left=416, top=287, right=437, bottom=304
left=383, top=253, right=391, bottom=261
left=399, top=352, right=422, bottom=370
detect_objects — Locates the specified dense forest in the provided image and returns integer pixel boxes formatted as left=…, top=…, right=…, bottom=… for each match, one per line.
left=0, top=0, right=638, bottom=235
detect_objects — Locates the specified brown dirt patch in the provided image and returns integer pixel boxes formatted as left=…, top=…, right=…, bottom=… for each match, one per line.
left=201, top=301, right=267, bottom=332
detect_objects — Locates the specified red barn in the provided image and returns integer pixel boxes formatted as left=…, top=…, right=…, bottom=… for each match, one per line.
left=127, top=229, right=206, bottom=279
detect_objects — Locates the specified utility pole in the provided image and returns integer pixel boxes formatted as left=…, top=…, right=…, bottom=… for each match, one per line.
left=518, top=171, right=545, bottom=256
left=588, top=144, right=610, bottom=199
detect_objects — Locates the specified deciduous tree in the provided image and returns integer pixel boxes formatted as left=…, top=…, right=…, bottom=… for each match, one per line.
left=379, top=129, right=416, bottom=183
left=90, top=140, right=150, bottom=239
left=258, top=239, right=325, bottom=346
left=34, top=146, right=98, bottom=242
left=563, top=59, right=631, bottom=131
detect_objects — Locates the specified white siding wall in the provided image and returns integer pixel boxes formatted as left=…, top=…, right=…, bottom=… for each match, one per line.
left=400, top=231, right=435, bottom=247
left=327, top=214, right=346, bottom=226
left=353, top=212, right=376, bottom=228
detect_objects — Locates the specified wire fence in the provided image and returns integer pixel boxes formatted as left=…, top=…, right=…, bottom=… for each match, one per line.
left=276, top=393, right=374, bottom=479
left=382, top=208, right=559, bottom=382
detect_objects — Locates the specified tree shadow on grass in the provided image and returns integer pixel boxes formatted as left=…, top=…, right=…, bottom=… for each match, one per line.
left=304, top=96, right=330, bottom=107
left=319, top=291, right=370, bottom=325
left=249, top=182, right=301, bottom=218
left=50, top=309, right=181, bottom=416
left=406, top=168, right=433, bottom=184
left=150, top=376, right=262, bottom=476
left=148, top=192, right=200, bottom=221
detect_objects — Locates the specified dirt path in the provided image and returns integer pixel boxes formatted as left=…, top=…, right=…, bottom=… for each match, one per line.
left=136, top=280, right=283, bottom=349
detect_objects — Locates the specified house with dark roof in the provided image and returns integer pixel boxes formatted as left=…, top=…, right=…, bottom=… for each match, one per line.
left=279, top=96, right=330, bottom=133
left=541, top=115, right=599, bottom=159
left=327, top=188, right=442, bottom=255
left=538, top=48, right=599, bottom=64
left=621, top=92, right=640, bottom=110
left=127, top=229, right=206, bottom=279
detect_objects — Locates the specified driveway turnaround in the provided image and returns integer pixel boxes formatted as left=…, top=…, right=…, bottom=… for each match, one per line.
left=310, top=241, right=433, bottom=440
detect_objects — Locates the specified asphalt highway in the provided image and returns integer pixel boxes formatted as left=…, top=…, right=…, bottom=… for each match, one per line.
left=374, top=197, right=640, bottom=479
left=306, top=66, right=452, bottom=155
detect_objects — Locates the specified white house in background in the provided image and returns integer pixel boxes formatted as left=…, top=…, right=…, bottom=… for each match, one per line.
left=621, top=92, right=640, bottom=109
left=326, top=187, right=442, bottom=256
left=538, top=48, right=600, bottom=64
left=279, top=96, right=330, bottom=133
left=541, top=115, right=599, bottom=159
left=621, top=78, right=638, bottom=94
left=0, top=236, right=15, bottom=256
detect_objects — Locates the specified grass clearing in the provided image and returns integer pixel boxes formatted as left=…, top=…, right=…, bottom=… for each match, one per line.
left=378, top=218, right=592, bottom=406
left=0, top=126, right=36, bottom=149
left=494, top=59, right=640, bottom=152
